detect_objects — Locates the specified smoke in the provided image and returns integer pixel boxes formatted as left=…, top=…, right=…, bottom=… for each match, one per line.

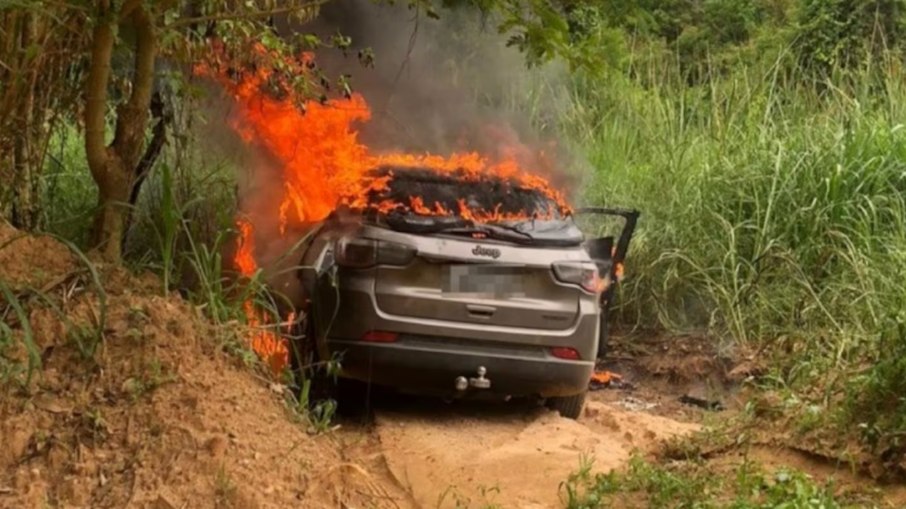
left=304, top=0, right=576, bottom=182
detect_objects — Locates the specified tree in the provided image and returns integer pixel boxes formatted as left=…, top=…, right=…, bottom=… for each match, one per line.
left=0, top=4, right=86, bottom=230
left=795, top=0, right=906, bottom=76
left=81, top=0, right=324, bottom=261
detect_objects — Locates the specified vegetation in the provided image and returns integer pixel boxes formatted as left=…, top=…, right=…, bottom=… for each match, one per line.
left=556, top=1, right=906, bottom=470
left=4, top=0, right=906, bottom=501
left=560, top=454, right=859, bottom=508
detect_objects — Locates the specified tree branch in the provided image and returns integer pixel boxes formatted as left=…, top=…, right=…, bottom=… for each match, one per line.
left=84, top=2, right=114, bottom=182
left=129, top=90, right=169, bottom=208
left=168, top=1, right=329, bottom=28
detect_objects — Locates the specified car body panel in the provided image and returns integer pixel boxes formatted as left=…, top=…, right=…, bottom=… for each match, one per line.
left=289, top=188, right=640, bottom=400
left=296, top=216, right=602, bottom=399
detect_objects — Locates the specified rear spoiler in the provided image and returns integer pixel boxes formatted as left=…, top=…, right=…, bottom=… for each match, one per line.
left=574, top=207, right=640, bottom=266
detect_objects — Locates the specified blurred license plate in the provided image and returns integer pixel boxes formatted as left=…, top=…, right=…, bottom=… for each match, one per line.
left=443, top=265, right=525, bottom=297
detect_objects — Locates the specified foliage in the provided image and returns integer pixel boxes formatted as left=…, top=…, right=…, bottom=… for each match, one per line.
left=793, top=0, right=906, bottom=77
left=844, top=316, right=906, bottom=458
left=561, top=39, right=906, bottom=451
left=40, top=123, right=97, bottom=246
left=0, top=2, right=88, bottom=229
left=560, top=454, right=855, bottom=508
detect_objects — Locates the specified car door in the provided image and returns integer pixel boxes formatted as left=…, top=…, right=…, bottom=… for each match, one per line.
left=574, top=207, right=640, bottom=358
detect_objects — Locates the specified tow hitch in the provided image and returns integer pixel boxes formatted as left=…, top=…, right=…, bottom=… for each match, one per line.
left=455, top=366, right=491, bottom=391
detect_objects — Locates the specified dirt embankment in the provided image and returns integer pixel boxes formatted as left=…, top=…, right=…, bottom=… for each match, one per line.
left=0, top=224, right=411, bottom=509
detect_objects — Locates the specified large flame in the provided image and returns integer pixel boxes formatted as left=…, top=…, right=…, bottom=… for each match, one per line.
left=200, top=45, right=572, bottom=373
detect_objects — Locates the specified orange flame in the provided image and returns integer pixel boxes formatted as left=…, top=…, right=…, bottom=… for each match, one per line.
left=235, top=219, right=289, bottom=374
left=197, top=45, right=571, bottom=234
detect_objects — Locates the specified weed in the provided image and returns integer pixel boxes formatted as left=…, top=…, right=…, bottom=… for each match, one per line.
left=0, top=280, right=40, bottom=386
left=124, top=358, right=177, bottom=401
left=436, top=484, right=503, bottom=509
left=286, top=376, right=338, bottom=434
left=0, top=319, right=25, bottom=385
left=561, top=454, right=857, bottom=508
left=546, top=42, right=906, bottom=451
left=127, top=305, right=150, bottom=327
left=214, top=465, right=238, bottom=507
left=79, top=407, right=110, bottom=444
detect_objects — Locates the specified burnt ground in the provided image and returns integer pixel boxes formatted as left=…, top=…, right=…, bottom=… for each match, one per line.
left=2, top=223, right=905, bottom=508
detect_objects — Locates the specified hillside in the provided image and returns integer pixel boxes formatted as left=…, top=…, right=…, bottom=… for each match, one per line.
left=0, top=223, right=410, bottom=509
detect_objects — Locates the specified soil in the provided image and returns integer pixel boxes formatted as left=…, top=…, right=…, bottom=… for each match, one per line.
left=2, top=223, right=902, bottom=508
left=366, top=396, right=698, bottom=508
left=0, top=223, right=410, bottom=509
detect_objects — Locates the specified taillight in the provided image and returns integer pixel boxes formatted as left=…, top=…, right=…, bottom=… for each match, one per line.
left=550, top=347, right=581, bottom=360
left=336, top=238, right=377, bottom=268
left=361, top=331, right=399, bottom=343
left=551, top=261, right=601, bottom=293
left=336, top=238, right=416, bottom=268
left=376, top=239, right=417, bottom=265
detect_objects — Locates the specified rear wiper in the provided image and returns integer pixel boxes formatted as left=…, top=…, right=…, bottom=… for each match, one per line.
left=437, top=224, right=532, bottom=242
left=483, top=223, right=534, bottom=239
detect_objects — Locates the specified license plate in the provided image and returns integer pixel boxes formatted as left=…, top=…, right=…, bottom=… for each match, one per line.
left=443, top=265, right=526, bottom=297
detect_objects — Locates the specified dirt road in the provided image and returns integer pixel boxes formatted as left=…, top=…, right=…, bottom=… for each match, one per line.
left=338, top=389, right=701, bottom=509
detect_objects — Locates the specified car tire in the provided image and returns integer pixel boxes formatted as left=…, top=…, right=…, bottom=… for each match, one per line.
left=547, top=391, right=587, bottom=419
left=334, top=377, right=373, bottom=419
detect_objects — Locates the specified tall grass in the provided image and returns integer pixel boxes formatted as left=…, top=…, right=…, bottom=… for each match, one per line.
left=564, top=47, right=906, bottom=441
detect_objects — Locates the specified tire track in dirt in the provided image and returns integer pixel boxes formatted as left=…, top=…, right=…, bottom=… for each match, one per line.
left=368, top=396, right=699, bottom=508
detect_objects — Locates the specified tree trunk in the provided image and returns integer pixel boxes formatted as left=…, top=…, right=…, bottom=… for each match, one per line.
left=85, top=1, right=156, bottom=261
left=10, top=10, right=39, bottom=230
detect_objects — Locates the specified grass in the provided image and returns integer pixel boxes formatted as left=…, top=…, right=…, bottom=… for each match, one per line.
left=436, top=484, right=504, bottom=509
left=0, top=281, right=39, bottom=385
left=214, top=464, right=239, bottom=508
left=40, top=123, right=97, bottom=247
left=560, top=454, right=862, bottom=509
left=551, top=46, right=906, bottom=455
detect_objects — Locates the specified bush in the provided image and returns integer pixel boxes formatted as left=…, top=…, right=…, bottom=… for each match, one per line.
left=794, top=0, right=906, bottom=78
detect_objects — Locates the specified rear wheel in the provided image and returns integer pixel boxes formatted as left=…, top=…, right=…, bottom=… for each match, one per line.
left=547, top=391, right=587, bottom=419
left=334, top=377, right=373, bottom=420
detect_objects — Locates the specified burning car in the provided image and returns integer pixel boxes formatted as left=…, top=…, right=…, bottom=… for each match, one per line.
left=292, top=166, right=637, bottom=419
left=202, top=49, right=638, bottom=418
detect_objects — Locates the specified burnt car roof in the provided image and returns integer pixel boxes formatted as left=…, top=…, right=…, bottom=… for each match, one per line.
left=365, top=165, right=564, bottom=218
left=348, top=166, right=583, bottom=247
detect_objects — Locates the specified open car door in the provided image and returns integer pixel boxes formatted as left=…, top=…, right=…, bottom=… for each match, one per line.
left=575, top=207, right=640, bottom=359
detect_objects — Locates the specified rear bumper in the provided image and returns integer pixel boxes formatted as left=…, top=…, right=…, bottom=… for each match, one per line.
left=328, top=336, right=594, bottom=398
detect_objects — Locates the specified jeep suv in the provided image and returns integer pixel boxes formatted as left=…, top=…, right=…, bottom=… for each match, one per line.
left=292, top=167, right=637, bottom=418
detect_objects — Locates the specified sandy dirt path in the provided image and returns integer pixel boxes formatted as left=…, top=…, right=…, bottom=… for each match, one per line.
left=365, top=394, right=699, bottom=508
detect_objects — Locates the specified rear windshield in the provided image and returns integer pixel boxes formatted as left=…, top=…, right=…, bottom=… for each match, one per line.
left=365, top=166, right=565, bottom=220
